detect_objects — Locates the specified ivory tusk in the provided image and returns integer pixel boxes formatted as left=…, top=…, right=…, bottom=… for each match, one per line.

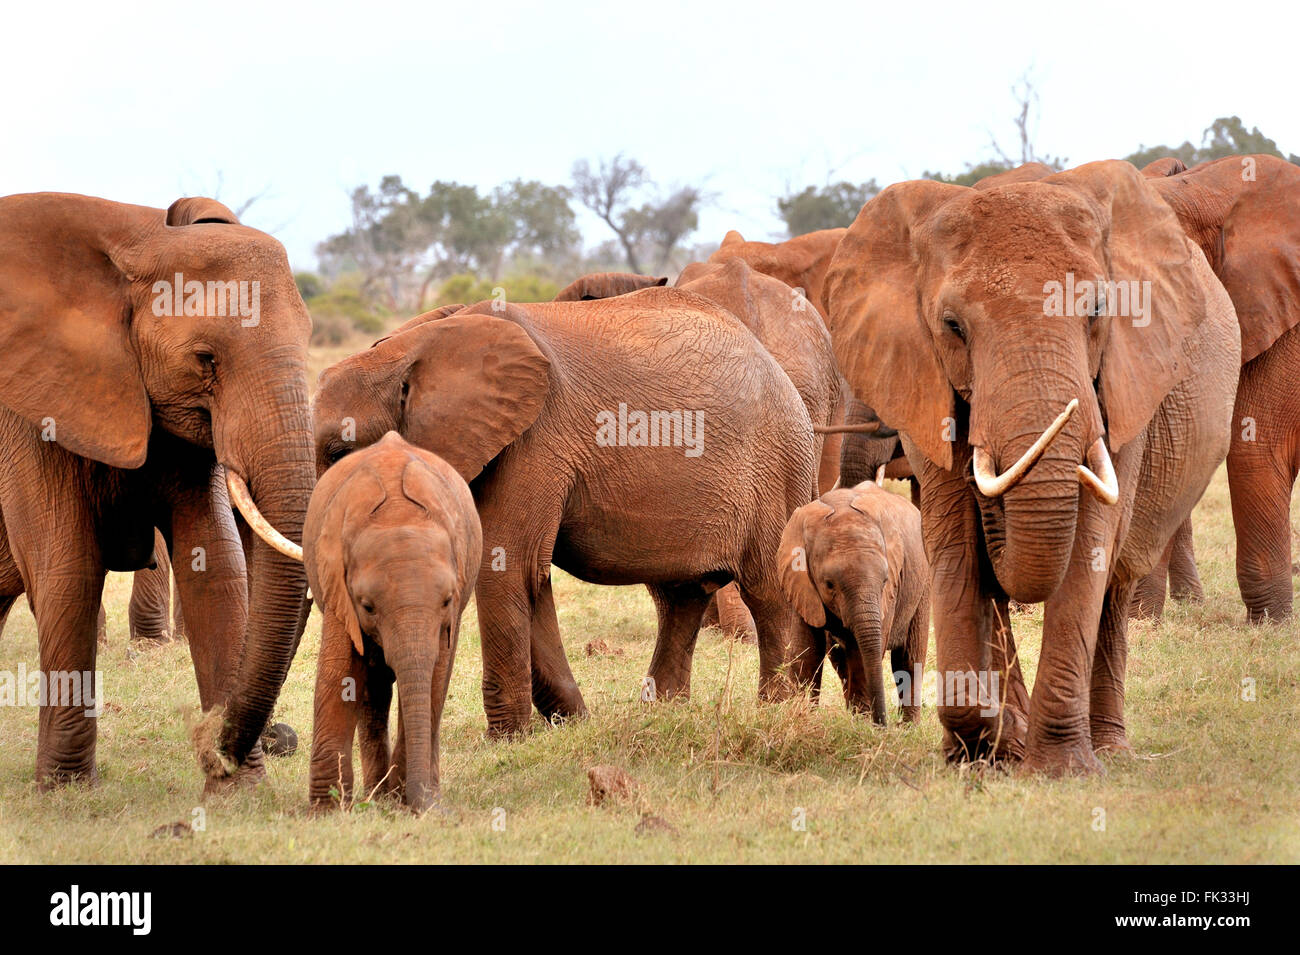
left=972, top=398, right=1079, bottom=498
left=875, top=465, right=886, bottom=486
left=226, top=470, right=304, bottom=562
left=1078, top=437, right=1119, bottom=505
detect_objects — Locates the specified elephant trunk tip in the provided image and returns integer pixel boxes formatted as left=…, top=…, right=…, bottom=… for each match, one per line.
left=190, top=705, right=237, bottom=780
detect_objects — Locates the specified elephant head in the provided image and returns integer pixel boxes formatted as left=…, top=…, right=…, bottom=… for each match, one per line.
left=304, top=432, right=481, bottom=811
left=313, top=305, right=551, bottom=482
left=553, top=272, right=666, bottom=301
left=0, top=192, right=315, bottom=777
left=778, top=484, right=908, bottom=723
left=824, top=161, right=1219, bottom=602
left=707, top=228, right=847, bottom=317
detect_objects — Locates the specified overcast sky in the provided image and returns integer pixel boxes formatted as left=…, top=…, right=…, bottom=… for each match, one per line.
left=4, top=1, right=1296, bottom=269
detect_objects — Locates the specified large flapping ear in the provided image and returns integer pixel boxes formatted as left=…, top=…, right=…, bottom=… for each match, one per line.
left=165, top=197, right=239, bottom=225
left=397, top=311, right=550, bottom=482
left=777, top=500, right=834, bottom=628
left=0, top=194, right=152, bottom=467
left=823, top=180, right=967, bottom=470
left=553, top=272, right=667, bottom=301
left=1149, top=155, right=1300, bottom=363
left=305, top=463, right=388, bottom=656
left=1044, top=160, right=1218, bottom=450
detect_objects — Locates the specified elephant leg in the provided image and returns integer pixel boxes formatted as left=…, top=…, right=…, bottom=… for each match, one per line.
left=166, top=469, right=266, bottom=790
left=0, top=593, right=16, bottom=637
left=837, top=631, right=878, bottom=716
left=913, top=449, right=1027, bottom=763
left=96, top=603, right=107, bottom=647
left=1090, top=577, right=1138, bottom=755
left=1130, top=538, right=1171, bottom=620
left=529, top=572, right=586, bottom=723
left=644, top=581, right=712, bottom=701
left=477, top=566, right=535, bottom=738
left=128, top=530, right=173, bottom=641
left=701, top=583, right=757, bottom=642
left=1166, top=517, right=1203, bottom=602
left=171, top=577, right=186, bottom=641
left=895, top=597, right=929, bottom=723
left=738, top=581, right=810, bottom=703
left=308, top=613, right=362, bottom=809
left=357, top=666, right=396, bottom=799
left=1228, top=438, right=1296, bottom=623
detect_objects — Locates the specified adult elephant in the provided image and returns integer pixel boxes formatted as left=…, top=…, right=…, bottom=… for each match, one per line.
left=0, top=193, right=314, bottom=791
left=1139, top=154, right=1300, bottom=622
left=554, top=272, right=666, bottom=300
left=313, top=289, right=816, bottom=736
left=824, top=161, right=1240, bottom=774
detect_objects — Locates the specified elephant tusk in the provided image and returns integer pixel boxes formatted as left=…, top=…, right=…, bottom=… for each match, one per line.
left=972, top=398, right=1078, bottom=498
left=226, top=470, right=304, bottom=562
left=875, top=465, right=886, bottom=486
left=1078, top=437, right=1119, bottom=505
left=814, top=421, right=883, bottom=435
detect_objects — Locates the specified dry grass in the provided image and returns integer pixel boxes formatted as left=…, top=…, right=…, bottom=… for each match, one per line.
left=0, top=464, right=1296, bottom=863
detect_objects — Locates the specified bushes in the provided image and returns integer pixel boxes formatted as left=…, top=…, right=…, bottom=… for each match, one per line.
left=432, top=273, right=560, bottom=309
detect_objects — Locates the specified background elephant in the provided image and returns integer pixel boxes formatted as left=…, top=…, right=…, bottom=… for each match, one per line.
left=313, top=289, right=817, bottom=736
left=0, top=193, right=315, bottom=790
left=305, top=432, right=481, bottom=812
left=778, top=481, right=928, bottom=723
left=706, top=228, right=849, bottom=493
left=554, top=272, right=666, bottom=300
left=824, top=161, right=1240, bottom=774
left=1139, top=154, right=1300, bottom=622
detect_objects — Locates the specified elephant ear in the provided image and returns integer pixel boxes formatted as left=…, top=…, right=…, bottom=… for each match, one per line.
left=1044, top=160, right=1219, bottom=450
left=399, top=311, right=550, bottom=482
left=824, top=180, right=968, bottom=470
left=375, top=304, right=465, bottom=345
left=0, top=194, right=151, bottom=468
left=306, top=462, right=388, bottom=656
left=1147, top=155, right=1300, bottom=364
left=398, top=447, right=481, bottom=598
left=778, top=500, right=833, bottom=628
left=719, top=230, right=745, bottom=248
left=165, top=197, right=239, bottom=225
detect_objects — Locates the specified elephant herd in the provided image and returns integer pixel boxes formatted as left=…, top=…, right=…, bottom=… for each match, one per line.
left=0, top=152, right=1296, bottom=808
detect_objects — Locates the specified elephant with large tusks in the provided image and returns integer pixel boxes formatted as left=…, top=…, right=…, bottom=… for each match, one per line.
left=824, top=161, right=1241, bottom=775
left=0, top=193, right=315, bottom=791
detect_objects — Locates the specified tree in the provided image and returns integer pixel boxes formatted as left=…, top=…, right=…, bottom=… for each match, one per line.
left=1124, top=116, right=1300, bottom=170
left=777, top=180, right=879, bottom=236
left=572, top=155, right=705, bottom=273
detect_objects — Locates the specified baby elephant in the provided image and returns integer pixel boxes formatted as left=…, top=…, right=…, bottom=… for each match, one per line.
left=304, top=432, right=482, bottom=812
left=779, top=481, right=928, bottom=724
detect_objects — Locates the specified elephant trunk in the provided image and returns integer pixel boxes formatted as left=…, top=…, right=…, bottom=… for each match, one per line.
left=205, top=357, right=315, bottom=779
left=975, top=386, right=1093, bottom=603
left=849, top=596, right=888, bottom=724
left=838, top=397, right=901, bottom=488
left=392, top=639, right=438, bottom=813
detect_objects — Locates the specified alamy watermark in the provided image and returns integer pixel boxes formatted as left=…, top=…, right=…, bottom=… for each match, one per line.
left=0, top=664, right=102, bottom=716
left=1043, top=273, right=1151, bottom=327
left=595, top=403, right=704, bottom=458
left=151, top=272, right=260, bottom=326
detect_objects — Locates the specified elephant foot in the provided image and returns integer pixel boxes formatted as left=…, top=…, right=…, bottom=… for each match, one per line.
left=485, top=715, right=531, bottom=741
left=261, top=722, right=299, bottom=757
left=1169, top=580, right=1204, bottom=604
left=36, top=764, right=98, bottom=792
left=532, top=678, right=588, bottom=726
left=940, top=705, right=1027, bottom=765
left=202, top=761, right=267, bottom=796
left=702, top=585, right=757, bottom=643
left=1021, top=738, right=1104, bottom=777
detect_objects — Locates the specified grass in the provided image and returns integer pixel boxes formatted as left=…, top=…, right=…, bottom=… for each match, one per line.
left=0, top=464, right=1296, bottom=864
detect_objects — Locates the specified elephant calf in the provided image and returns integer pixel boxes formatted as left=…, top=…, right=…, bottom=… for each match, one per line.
left=304, top=432, right=482, bottom=813
left=778, top=482, right=929, bottom=724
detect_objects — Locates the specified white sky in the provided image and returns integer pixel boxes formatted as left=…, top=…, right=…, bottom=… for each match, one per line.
left=4, top=0, right=1296, bottom=269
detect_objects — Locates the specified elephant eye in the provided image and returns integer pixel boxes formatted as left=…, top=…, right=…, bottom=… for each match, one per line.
left=358, top=598, right=375, bottom=615
left=196, top=351, right=217, bottom=374
left=823, top=580, right=835, bottom=591
left=943, top=315, right=966, bottom=342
